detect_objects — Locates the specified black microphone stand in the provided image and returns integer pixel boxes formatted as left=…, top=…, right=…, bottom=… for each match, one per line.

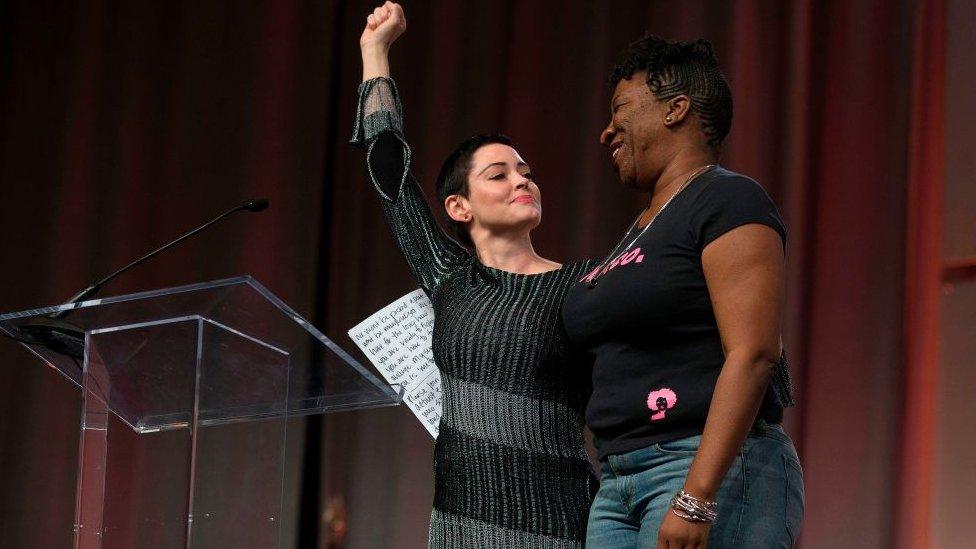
left=13, top=199, right=269, bottom=359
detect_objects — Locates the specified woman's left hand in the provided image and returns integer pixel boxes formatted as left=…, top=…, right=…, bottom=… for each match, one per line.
left=657, top=511, right=710, bottom=549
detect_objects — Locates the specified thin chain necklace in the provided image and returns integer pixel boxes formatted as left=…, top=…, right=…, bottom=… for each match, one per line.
left=586, top=164, right=716, bottom=288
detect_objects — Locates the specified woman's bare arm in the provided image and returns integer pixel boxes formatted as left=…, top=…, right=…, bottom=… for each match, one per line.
left=360, top=2, right=405, bottom=81
left=657, top=223, right=785, bottom=548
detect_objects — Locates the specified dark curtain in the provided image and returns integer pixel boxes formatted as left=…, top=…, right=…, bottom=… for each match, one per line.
left=0, top=1, right=941, bottom=548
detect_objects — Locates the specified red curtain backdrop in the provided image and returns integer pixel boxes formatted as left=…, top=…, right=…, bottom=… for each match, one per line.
left=0, top=1, right=952, bottom=548
left=899, top=0, right=946, bottom=546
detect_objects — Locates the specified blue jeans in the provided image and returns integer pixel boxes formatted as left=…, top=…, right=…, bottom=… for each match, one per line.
left=586, top=423, right=804, bottom=548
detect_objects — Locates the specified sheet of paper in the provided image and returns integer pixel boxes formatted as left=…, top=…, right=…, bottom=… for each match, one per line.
left=348, top=289, right=441, bottom=438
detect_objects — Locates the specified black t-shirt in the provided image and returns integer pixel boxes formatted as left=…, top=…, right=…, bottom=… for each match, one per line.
left=562, top=166, right=787, bottom=460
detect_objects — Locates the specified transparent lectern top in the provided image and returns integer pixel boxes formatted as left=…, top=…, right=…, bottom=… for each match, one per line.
left=0, top=276, right=402, bottom=431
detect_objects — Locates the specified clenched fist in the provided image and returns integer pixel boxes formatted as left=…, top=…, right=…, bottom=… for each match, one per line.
left=360, top=1, right=406, bottom=52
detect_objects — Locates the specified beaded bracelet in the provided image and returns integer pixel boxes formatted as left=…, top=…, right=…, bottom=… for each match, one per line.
left=670, top=490, right=718, bottom=523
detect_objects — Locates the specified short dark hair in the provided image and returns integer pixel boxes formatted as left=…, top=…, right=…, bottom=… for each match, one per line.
left=611, top=34, right=733, bottom=147
left=436, top=134, right=513, bottom=247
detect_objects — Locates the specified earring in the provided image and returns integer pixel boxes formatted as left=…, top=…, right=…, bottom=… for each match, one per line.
left=665, top=115, right=673, bottom=123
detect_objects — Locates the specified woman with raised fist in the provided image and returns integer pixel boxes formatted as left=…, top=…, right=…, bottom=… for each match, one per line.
left=350, top=3, right=596, bottom=548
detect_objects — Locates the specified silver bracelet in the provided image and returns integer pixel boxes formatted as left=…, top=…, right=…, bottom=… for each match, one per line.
left=670, top=490, right=718, bottom=523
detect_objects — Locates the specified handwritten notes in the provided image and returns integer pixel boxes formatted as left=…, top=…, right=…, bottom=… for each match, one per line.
left=348, top=289, right=441, bottom=438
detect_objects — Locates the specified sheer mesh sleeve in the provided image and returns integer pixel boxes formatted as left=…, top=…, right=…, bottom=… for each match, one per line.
left=350, top=77, right=469, bottom=294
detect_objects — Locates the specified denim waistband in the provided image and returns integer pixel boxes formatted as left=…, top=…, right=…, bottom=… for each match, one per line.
left=600, top=420, right=794, bottom=476
left=750, top=419, right=792, bottom=445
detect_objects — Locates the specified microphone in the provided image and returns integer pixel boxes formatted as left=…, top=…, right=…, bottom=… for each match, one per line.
left=15, top=199, right=270, bottom=358
left=243, top=198, right=269, bottom=212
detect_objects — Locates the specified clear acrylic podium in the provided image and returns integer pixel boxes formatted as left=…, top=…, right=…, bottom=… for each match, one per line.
left=0, top=276, right=403, bottom=548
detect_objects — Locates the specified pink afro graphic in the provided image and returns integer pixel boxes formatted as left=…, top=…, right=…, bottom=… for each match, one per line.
left=647, top=388, right=678, bottom=421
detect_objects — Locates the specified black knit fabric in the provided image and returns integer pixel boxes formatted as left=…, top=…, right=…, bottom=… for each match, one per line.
left=352, top=77, right=597, bottom=548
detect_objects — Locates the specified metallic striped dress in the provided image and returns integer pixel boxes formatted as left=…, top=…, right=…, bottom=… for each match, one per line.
left=351, top=77, right=597, bottom=549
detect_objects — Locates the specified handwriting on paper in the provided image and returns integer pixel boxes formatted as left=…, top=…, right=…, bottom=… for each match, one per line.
left=348, top=289, right=440, bottom=437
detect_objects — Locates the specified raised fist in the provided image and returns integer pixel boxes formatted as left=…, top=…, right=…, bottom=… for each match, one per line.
left=360, top=1, right=406, bottom=51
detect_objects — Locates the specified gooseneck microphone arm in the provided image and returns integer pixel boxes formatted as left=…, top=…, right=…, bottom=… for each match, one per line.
left=8, top=199, right=269, bottom=358
left=59, top=198, right=269, bottom=309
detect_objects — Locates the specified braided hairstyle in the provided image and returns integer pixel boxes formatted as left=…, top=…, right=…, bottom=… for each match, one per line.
left=611, top=35, right=733, bottom=148
left=436, top=134, right=514, bottom=248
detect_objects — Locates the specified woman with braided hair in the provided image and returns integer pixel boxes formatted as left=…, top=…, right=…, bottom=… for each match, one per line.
left=351, top=3, right=596, bottom=548
left=562, top=36, right=805, bottom=547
